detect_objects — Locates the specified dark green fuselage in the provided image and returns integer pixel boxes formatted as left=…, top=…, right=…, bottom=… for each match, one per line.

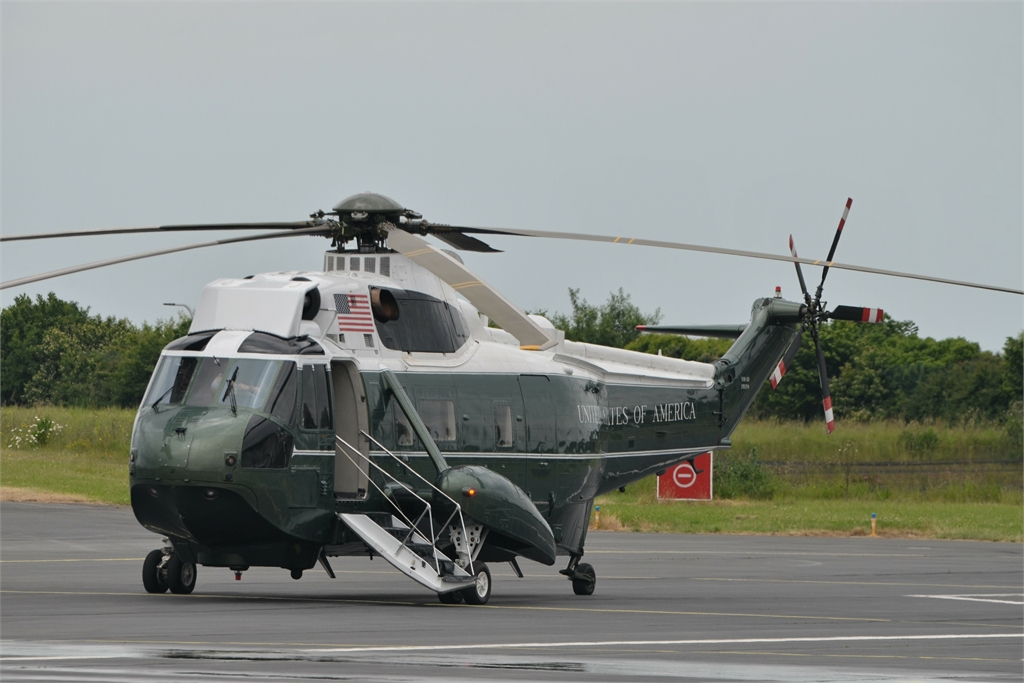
left=130, top=297, right=799, bottom=573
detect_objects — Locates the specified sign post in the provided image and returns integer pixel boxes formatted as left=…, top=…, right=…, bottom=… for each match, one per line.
left=657, top=452, right=713, bottom=500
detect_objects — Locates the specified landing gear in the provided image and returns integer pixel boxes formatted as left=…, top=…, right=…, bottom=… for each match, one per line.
left=290, top=568, right=303, bottom=580
left=461, top=561, right=492, bottom=605
left=560, top=555, right=596, bottom=596
left=142, top=549, right=168, bottom=594
left=166, top=553, right=197, bottom=594
left=572, top=562, right=596, bottom=596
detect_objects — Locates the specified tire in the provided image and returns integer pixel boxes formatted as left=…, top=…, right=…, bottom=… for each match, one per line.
left=166, top=554, right=197, bottom=595
left=142, top=549, right=168, bottom=594
left=572, top=562, right=596, bottom=596
left=461, top=562, right=492, bottom=605
left=438, top=589, right=464, bottom=604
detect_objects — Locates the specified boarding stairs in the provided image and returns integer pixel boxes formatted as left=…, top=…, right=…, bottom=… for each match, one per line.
left=335, top=432, right=481, bottom=594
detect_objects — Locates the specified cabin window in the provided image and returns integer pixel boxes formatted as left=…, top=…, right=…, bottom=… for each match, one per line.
left=419, top=399, right=456, bottom=442
left=494, top=403, right=513, bottom=448
left=373, top=288, right=468, bottom=354
left=300, top=364, right=333, bottom=430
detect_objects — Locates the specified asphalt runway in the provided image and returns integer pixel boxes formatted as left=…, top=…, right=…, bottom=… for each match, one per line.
left=1, top=501, right=1021, bottom=682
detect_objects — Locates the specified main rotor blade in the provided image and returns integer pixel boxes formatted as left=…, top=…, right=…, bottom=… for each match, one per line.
left=430, top=231, right=502, bottom=253
left=385, top=228, right=556, bottom=351
left=0, top=226, right=327, bottom=290
left=445, top=225, right=1023, bottom=296
left=1, top=221, right=322, bottom=242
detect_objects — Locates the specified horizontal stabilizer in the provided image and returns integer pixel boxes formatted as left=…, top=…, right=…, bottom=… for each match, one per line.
left=636, top=324, right=747, bottom=339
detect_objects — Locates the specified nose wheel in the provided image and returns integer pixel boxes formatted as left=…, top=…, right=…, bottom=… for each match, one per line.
left=142, top=549, right=168, bottom=594
left=142, top=546, right=197, bottom=595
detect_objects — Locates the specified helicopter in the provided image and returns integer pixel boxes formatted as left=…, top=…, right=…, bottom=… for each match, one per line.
left=2, top=192, right=1020, bottom=605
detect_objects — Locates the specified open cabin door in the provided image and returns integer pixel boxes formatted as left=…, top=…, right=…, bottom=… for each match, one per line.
left=331, top=360, right=370, bottom=499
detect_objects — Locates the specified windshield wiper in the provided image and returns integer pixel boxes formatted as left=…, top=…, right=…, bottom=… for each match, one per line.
left=150, top=385, right=174, bottom=411
left=222, top=366, right=239, bottom=416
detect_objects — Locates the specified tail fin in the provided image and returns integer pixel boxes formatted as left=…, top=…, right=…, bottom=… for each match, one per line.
left=713, top=297, right=803, bottom=439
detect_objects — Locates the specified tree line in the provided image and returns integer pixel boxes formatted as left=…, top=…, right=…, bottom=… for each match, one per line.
left=1, top=293, right=190, bottom=408
left=2, top=291, right=1021, bottom=430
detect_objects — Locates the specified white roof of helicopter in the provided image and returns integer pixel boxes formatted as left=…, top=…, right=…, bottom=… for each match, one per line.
left=186, top=250, right=715, bottom=388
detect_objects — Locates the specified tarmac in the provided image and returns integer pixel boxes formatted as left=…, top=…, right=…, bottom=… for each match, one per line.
left=1, top=501, right=1021, bottom=682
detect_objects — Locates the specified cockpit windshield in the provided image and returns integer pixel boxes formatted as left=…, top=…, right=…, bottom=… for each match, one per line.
left=142, top=356, right=296, bottom=417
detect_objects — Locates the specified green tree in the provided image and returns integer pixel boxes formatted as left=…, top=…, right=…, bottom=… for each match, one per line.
left=0, top=293, right=93, bottom=404
left=106, top=317, right=192, bottom=407
left=23, top=316, right=134, bottom=407
left=543, top=288, right=661, bottom=348
left=3, top=292, right=192, bottom=408
left=1003, top=332, right=1023, bottom=401
left=625, top=333, right=732, bottom=363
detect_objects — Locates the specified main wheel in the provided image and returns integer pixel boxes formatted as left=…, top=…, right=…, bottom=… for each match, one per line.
left=461, top=562, right=492, bottom=605
left=438, top=589, right=464, bottom=604
left=142, top=549, right=168, bottom=594
left=572, top=562, right=596, bottom=596
left=166, top=554, right=197, bottom=595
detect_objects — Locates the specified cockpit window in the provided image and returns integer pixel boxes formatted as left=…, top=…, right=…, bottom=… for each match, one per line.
left=143, top=356, right=199, bottom=408
left=143, top=355, right=296, bottom=418
left=187, top=358, right=228, bottom=407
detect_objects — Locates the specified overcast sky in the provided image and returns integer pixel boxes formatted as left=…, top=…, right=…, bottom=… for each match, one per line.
left=3, top=2, right=1021, bottom=351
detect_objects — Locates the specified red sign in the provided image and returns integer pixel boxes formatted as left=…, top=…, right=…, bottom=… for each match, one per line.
left=657, top=452, right=713, bottom=500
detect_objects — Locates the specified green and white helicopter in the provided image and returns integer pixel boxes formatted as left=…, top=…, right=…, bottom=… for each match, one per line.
left=4, top=193, right=1017, bottom=604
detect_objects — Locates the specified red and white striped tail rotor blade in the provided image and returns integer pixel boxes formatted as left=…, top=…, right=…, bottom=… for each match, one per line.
left=829, top=305, right=884, bottom=323
left=823, top=394, right=836, bottom=434
left=770, top=333, right=802, bottom=390
left=814, top=337, right=836, bottom=434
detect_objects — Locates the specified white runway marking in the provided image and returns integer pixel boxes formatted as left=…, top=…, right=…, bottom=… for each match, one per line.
left=908, top=593, right=1024, bottom=606
left=306, top=632, right=1023, bottom=654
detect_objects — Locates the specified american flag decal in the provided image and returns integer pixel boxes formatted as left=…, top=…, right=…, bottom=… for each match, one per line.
left=335, top=293, right=375, bottom=333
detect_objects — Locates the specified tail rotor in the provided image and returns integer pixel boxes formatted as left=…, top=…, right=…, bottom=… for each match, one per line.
left=773, top=199, right=884, bottom=434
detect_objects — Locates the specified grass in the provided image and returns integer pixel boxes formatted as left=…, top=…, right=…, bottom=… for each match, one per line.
left=730, top=418, right=1018, bottom=464
left=1, top=406, right=133, bottom=505
left=596, top=473, right=1023, bottom=542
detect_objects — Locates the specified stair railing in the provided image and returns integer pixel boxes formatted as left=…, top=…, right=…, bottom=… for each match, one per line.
left=334, top=433, right=472, bottom=576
